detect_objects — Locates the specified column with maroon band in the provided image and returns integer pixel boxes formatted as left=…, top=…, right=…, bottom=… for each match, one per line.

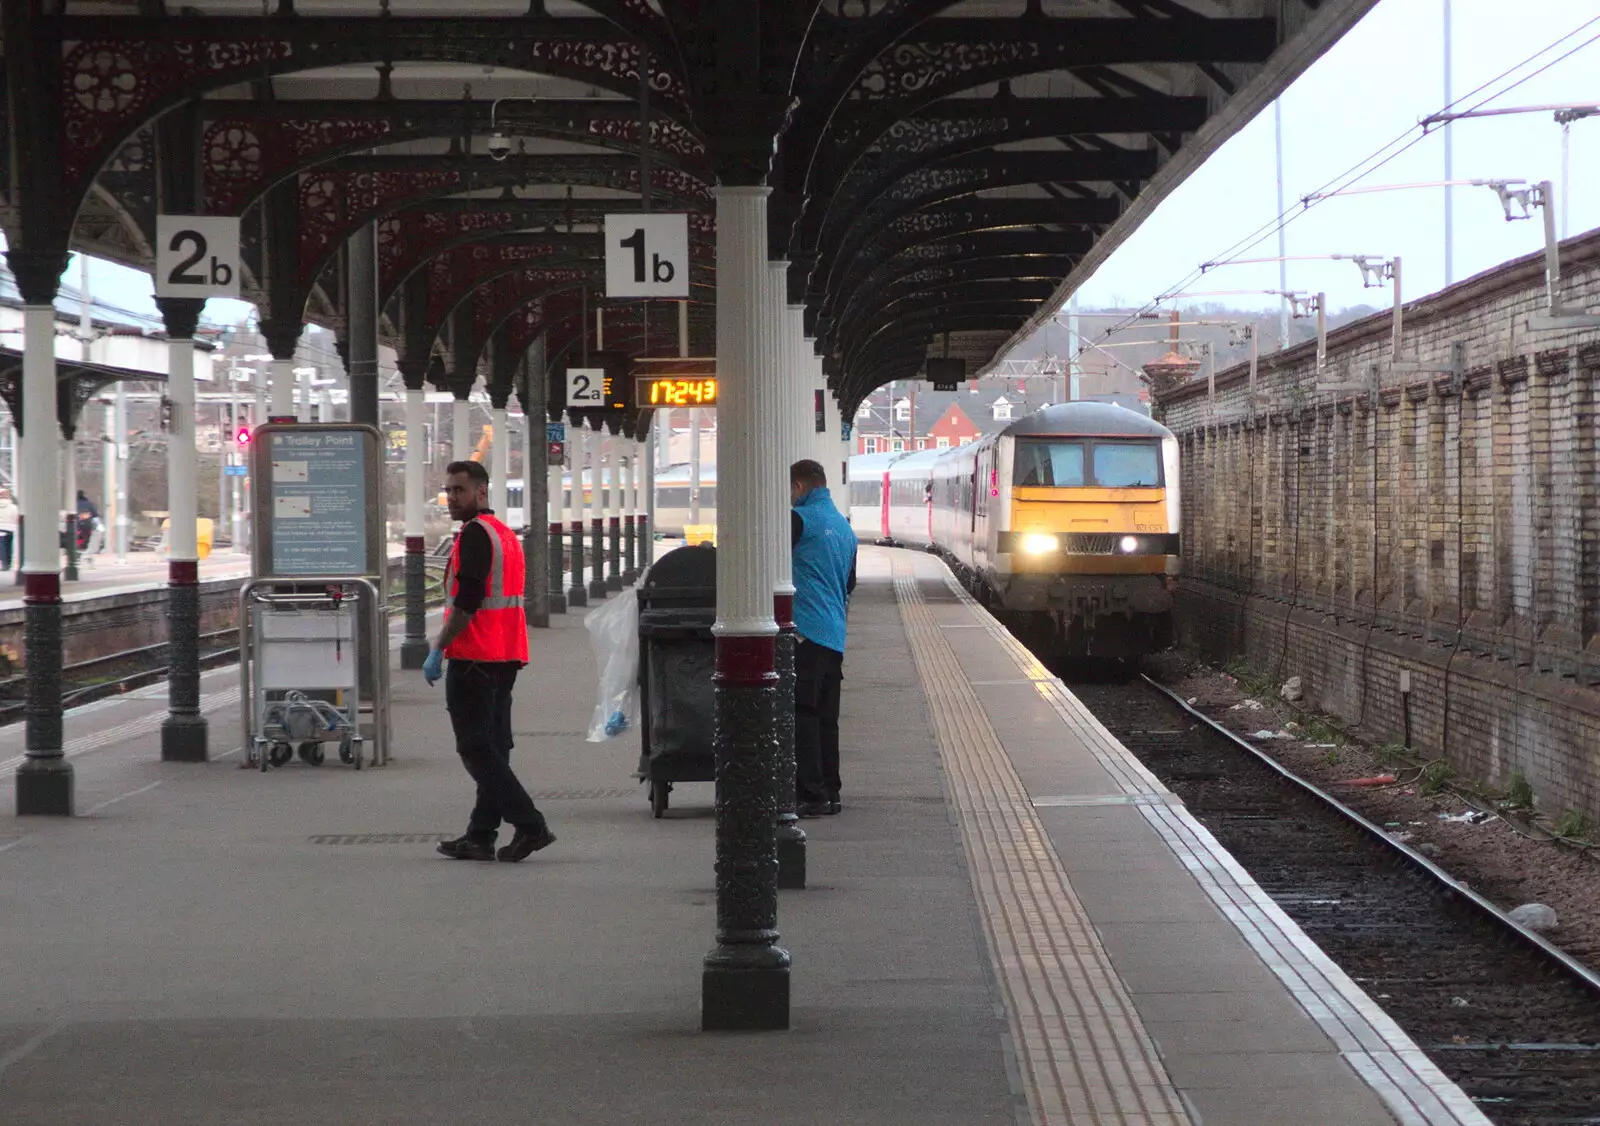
left=157, top=297, right=208, bottom=762
left=587, top=425, right=607, bottom=602
left=605, top=431, right=623, bottom=592
left=567, top=423, right=588, bottom=608
left=11, top=251, right=71, bottom=813
left=769, top=261, right=806, bottom=890
left=399, top=362, right=430, bottom=668
left=701, top=185, right=789, bottom=1030
left=621, top=445, right=638, bottom=585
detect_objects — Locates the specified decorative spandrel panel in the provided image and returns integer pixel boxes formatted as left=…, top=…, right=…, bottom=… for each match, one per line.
left=203, top=116, right=400, bottom=216
left=56, top=17, right=694, bottom=207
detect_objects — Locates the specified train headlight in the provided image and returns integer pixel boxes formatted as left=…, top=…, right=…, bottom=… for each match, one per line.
left=1019, top=533, right=1060, bottom=556
left=1119, top=535, right=1140, bottom=554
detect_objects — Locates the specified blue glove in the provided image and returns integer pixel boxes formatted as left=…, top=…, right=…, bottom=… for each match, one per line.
left=422, top=648, right=443, bottom=686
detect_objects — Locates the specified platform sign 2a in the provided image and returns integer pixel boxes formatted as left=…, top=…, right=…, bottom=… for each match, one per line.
left=249, top=423, right=385, bottom=580
left=604, top=213, right=689, bottom=298
left=155, top=215, right=242, bottom=299
left=567, top=368, right=606, bottom=408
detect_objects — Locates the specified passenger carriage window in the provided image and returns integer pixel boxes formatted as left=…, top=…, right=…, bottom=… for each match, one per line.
left=1012, top=440, right=1085, bottom=487
left=1092, top=442, right=1162, bottom=487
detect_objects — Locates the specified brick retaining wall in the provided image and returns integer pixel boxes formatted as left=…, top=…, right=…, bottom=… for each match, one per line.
left=1155, top=229, right=1600, bottom=821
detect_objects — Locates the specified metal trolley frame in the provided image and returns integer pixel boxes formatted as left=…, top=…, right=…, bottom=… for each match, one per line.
left=238, top=575, right=390, bottom=770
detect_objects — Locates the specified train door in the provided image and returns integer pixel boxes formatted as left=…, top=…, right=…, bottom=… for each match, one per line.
left=924, top=479, right=934, bottom=543
left=879, top=470, right=892, bottom=539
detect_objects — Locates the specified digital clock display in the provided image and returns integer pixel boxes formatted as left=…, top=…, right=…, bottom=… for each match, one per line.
left=638, top=376, right=718, bottom=407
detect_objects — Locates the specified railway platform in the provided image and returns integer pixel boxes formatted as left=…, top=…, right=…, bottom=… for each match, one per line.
left=0, top=545, right=1484, bottom=1125
left=0, top=551, right=254, bottom=609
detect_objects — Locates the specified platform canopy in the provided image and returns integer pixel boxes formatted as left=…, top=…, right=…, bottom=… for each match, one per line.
left=2, top=0, right=1376, bottom=417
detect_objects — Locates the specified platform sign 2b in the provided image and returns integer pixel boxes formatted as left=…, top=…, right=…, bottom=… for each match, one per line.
left=155, top=215, right=242, bottom=299
left=604, top=213, right=689, bottom=298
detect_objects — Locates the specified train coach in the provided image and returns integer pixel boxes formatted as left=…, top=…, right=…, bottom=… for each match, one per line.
left=848, top=401, right=1180, bottom=659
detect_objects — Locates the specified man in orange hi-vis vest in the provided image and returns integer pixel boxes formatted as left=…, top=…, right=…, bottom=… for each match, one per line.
left=425, top=460, right=556, bottom=863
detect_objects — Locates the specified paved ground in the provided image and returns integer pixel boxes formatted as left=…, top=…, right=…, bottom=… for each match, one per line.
left=0, top=545, right=1490, bottom=1125
left=0, top=549, right=1018, bottom=1125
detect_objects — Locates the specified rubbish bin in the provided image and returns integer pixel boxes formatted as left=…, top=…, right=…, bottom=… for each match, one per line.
left=636, top=543, right=717, bottom=818
left=0, top=529, right=13, bottom=571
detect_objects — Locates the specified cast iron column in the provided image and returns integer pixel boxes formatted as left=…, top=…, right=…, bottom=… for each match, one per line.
left=587, top=425, right=607, bottom=601
left=568, top=423, right=588, bottom=608
left=622, top=449, right=638, bottom=584
left=605, top=433, right=623, bottom=592
left=703, top=184, right=789, bottom=1030
left=11, top=251, right=71, bottom=815
left=399, top=361, right=429, bottom=669
left=157, top=297, right=207, bottom=762
left=770, top=262, right=805, bottom=889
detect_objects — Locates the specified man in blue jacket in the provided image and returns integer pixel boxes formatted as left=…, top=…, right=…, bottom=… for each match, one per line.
left=790, top=459, right=857, bottom=817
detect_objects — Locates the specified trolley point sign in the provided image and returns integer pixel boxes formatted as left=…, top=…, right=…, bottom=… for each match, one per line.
left=249, top=423, right=386, bottom=580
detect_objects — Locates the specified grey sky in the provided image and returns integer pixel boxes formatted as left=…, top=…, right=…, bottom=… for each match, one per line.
left=1073, top=0, right=1600, bottom=314
left=56, top=0, right=1600, bottom=344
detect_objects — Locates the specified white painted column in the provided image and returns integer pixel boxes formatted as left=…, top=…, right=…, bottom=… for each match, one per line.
left=769, top=263, right=796, bottom=608
left=548, top=455, right=565, bottom=531
left=20, top=307, right=56, bottom=576
left=568, top=422, right=588, bottom=605
left=490, top=405, right=509, bottom=513
left=167, top=338, right=199, bottom=563
left=102, top=397, right=117, bottom=558
left=113, top=381, right=129, bottom=559
left=715, top=188, right=780, bottom=638
left=270, top=358, right=295, bottom=417
left=297, top=367, right=312, bottom=423
left=404, top=388, right=426, bottom=541
left=521, top=408, right=535, bottom=532
left=453, top=397, right=470, bottom=466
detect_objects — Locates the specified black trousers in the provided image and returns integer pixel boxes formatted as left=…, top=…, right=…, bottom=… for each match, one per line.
left=794, top=639, right=844, bottom=805
left=445, top=659, right=547, bottom=839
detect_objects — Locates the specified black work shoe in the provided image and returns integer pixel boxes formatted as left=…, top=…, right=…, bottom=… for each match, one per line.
left=437, top=835, right=496, bottom=861
left=825, top=801, right=842, bottom=815
left=498, top=825, right=557, bottom=862
left=796, top=802, right=828, bottom=819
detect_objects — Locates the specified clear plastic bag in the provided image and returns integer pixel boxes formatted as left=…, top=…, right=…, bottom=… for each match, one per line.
left=584, top=585, right=640, bottom=742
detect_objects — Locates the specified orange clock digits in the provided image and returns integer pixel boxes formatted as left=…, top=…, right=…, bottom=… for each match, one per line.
left=642, top=376, right=717, bottom=406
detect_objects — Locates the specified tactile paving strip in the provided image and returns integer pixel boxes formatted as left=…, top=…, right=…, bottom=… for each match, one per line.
left=895, top=568, right=1192, bottom=1126
left=937, top=567, right=1492, bottom=1126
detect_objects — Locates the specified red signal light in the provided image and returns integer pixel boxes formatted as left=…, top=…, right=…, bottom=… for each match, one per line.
left=235, top=426, right=252, bottom=447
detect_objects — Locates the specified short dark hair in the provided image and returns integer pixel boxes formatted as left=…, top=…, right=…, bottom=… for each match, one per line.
left=446, top=460, right=489, bottom=486
left=790, top=459, right=827, bottom=489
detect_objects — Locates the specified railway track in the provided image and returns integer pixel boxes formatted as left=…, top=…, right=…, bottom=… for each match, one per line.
left=1059, top=666, right=1600, bottom=1126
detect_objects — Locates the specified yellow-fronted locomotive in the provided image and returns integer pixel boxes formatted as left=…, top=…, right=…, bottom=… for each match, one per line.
left=849, top=402, right=1180, bottom=658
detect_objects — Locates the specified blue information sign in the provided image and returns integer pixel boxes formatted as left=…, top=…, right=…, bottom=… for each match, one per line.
left=267, top=430, right=368, bottom=575
left=546, top=422, right=565, bottom=443
left=224, top=464, right=248, bottom=476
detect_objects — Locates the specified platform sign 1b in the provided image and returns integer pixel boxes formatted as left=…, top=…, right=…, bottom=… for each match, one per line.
left=155, top=215, right=242, bottom=299
left=604, top=213, right=689, bottom=298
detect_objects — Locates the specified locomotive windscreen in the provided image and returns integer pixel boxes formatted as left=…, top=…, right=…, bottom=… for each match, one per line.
left=1013, top=439, right=1162, bottom=488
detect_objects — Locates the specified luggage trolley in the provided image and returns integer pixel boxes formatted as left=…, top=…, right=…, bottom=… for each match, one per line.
left=239, top=576, right=389, bottom=770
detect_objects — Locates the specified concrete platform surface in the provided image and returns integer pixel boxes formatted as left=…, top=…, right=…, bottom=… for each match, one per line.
left=0, top=549, right=1016, bottom=1125
left=0, top=545, right=1489, bottom=1125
